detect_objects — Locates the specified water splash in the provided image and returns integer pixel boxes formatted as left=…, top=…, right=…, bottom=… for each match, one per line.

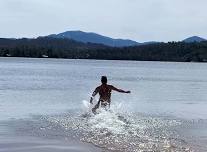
left=9, top=101, right=192, bottom=151
left=33, top=102, right=192, bottom=152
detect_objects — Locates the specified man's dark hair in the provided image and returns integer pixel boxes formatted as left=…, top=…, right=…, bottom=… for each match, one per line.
left=101, top=76, right=107, bottom=84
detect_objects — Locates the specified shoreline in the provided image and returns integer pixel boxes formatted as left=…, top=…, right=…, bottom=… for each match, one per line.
left=0, top=130, right=103, bottom=152
left=1, top=114, right=207, bottom=152
left=0, top=56, right=207, bottom=64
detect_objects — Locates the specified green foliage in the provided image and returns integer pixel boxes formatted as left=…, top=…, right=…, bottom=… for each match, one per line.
left=0, top=38, right=207, bottom=62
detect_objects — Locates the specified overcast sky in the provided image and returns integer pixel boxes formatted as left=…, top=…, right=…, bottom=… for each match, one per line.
left=0, top=0, right=206, bottom=42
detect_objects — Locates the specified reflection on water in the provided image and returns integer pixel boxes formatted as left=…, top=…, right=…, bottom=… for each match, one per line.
left=6, top=104, right=193, bottom=152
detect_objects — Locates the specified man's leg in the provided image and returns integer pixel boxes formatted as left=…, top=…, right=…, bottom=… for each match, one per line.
left=92, top=100, right=100, bottom=114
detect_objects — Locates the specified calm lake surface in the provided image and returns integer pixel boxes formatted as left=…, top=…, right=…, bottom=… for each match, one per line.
left=0, top=57, right=207, bottom=152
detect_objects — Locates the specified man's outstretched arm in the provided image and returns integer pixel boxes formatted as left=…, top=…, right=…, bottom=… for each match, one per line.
left=90, top=87, right=99, bottom=104
left=110, top=85, right=131, bottom=93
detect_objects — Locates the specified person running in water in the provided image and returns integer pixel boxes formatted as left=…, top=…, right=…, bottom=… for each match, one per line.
left=90, top=76, right=131, bottom=113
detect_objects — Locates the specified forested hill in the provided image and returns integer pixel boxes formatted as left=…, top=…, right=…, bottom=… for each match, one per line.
left=0, top=37, right=109, bottom=58
left=0, top=37, right=207, bottom=62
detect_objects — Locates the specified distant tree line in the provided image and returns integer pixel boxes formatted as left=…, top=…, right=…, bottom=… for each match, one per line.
left=0, top=37, right=207, bottom=62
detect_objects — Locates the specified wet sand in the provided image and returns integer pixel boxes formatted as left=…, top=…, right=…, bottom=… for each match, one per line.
left=0, top=120, right=102, bottom=152
left=1, top=115, right=207, bottom=152
left=0, top=135, right=102, bottom=152
left=176, top=120, right=207, bottom=152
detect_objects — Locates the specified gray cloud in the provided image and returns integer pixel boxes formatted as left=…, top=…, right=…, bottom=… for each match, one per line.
left=0, top=0, right=206, bottom=42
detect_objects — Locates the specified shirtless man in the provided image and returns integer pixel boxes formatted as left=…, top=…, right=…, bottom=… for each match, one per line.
left=90, top=76, right=131, bottom=113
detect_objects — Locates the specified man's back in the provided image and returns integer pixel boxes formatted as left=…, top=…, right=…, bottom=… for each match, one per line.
left=97, top=84, right=112, bottom=102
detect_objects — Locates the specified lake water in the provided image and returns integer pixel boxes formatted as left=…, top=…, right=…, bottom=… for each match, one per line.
left=0, top=57, right=207, bottom=152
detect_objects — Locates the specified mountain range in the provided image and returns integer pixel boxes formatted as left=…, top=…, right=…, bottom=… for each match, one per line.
left=182, top=36, right=207, bottom=43
left=47, top=31, right=206, bottom=47
left=48, top=31, right=139, bottom=47
left=1, top=32, right=207, bottom=62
